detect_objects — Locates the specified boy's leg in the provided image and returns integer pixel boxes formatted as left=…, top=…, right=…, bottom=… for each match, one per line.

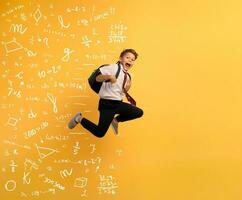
left=115, top=102, right=144, bottom=122
left=80, top=109, right=115, bottom=138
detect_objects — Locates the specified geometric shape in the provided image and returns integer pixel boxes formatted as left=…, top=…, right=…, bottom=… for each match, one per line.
left=33, top=8, right=42, bottom=24
left=35, top=144, right=58, bottom=159
left=73, top=177, right=88, bottom=188
left=4, top=39, right=23, bottom=54
left=5, top=180, right=16, bottom=192
left=7, top=117, right=18, bottom=127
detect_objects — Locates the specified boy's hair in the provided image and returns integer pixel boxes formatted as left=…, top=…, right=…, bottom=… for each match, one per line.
left=120, top=48, right=138, bottom=60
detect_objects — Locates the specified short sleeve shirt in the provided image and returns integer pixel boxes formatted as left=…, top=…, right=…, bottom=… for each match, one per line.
left=98, top=63, right=130, bottom=101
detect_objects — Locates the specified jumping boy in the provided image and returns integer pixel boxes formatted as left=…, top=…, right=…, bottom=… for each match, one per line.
left=67, top=48, right=144, bottom=138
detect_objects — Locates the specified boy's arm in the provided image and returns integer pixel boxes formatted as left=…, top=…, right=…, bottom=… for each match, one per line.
left=95, top=74, right=111, bottom=82
left=96, top=64, right=118, bottom=83
left=96, top=74, right=117, bottom=83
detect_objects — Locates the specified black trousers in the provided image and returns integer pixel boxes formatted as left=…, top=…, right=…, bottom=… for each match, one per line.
left=80, top=98, right=144, bottom=138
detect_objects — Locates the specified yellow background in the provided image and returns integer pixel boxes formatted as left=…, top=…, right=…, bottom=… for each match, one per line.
left=1, top=0, right=242, bottom=199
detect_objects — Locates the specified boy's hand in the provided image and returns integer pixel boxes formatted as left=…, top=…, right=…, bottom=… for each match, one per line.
left=109, top=75, right=117, bottom=84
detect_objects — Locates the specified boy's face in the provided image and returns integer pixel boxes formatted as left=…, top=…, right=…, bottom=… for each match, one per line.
left=119, top=52, right=136, bottom=71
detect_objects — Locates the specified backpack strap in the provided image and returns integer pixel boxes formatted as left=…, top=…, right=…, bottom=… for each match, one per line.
left=116, top=62, right=121, bottom=78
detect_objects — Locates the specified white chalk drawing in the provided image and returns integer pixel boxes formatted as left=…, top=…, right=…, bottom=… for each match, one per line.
left=8, top=87, right=22, bottom=98
left=54, top=157, right=101, bottom=166
left=43, top=28, right=67, bottom=37
left=20, top=192, right=28, bottom=197
left=38, top=65, right=61, bottom=78
left=19, top=107, right=24, bottom=115
left=66, top=5, right=86, bottom=13
left=90, top=144, right=96, bottom=154
left=44, top=134, right=69, bottom=141
left=5, top=180, right=17, bottom=192
left=28, top=109, right=37, bottom=119
left=73, top=142, right=80, bottom=155
left=73, top=177, right=88, bottom=188
left=9, top=24, right=28, bottom=34
left=15, top=71, right=24, bottom=80
left=69, top=132, right=87, bottom=135
left=41, top=174, right=65, bottom=190
left=81, top=189, right=88, bottom=197
left=81, top=35, right=92, bottom=47
left=85, top=53, right=109, bottom=60
left=24, top=48, right=37, bottom=57
left=9, top=160, right=18, bottom=172
left=46, top=166, right=52, bottom=171
left=97, top=175, right=118, bottom=195
left=23, top=171, right=31, bottom=184
left=31, top=188, right=56, bottom=196
left=4, top=140, right=31, bottom=150
left=7, top=117, right=19, bottom=127
left=29, top=34, right=49, bottom=47
left=1, top=69, right=9, bottom=78
left=108, top=23, right=128, bottom=43
left=1, top=5, right=24, bottom=17
left=47, top=92, right=58, bottom=113
left=95, top=165, right=100, bottom=172
left=3, top=38, right=23, bottom=54
left=58, top=15, right=71, bottom=29
left=60, top=168, right=73, bottom=178
left=77, top=18, right=89, bottom=26
left=4, top=149, right=19, bottom=156
left=20, top=12, right=28, bottom=21
left=109, top=164, right=116, bottom=170
left=54, top=81, right=85, bottom=89
left=24, top=121, right=48, bottom=138
left=35, top=144, right=58, bottom=159
left=33, top=8, right=42, bottom=24
left=61, top=48, right=74, bottom=62
left=116, top=149, right=123, bottom=156
left=24, top=158, right=39, bottom=171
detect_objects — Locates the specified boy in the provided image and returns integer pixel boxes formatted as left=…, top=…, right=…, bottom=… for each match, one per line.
left=67, top=49, right=144, bottom=138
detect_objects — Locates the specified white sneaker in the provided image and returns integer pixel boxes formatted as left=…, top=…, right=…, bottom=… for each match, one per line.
left=68, top=112, right=82, bottom=129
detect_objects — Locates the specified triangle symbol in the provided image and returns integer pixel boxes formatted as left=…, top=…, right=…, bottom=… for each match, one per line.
left=35, top=144, right=58, bottom=159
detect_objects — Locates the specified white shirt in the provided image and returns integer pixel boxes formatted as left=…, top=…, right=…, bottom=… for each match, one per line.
left=98, top=63, right=130, bottom=100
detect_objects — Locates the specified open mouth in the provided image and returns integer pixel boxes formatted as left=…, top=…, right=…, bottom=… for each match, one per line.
left=125, top=63, right=131, bottom=67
